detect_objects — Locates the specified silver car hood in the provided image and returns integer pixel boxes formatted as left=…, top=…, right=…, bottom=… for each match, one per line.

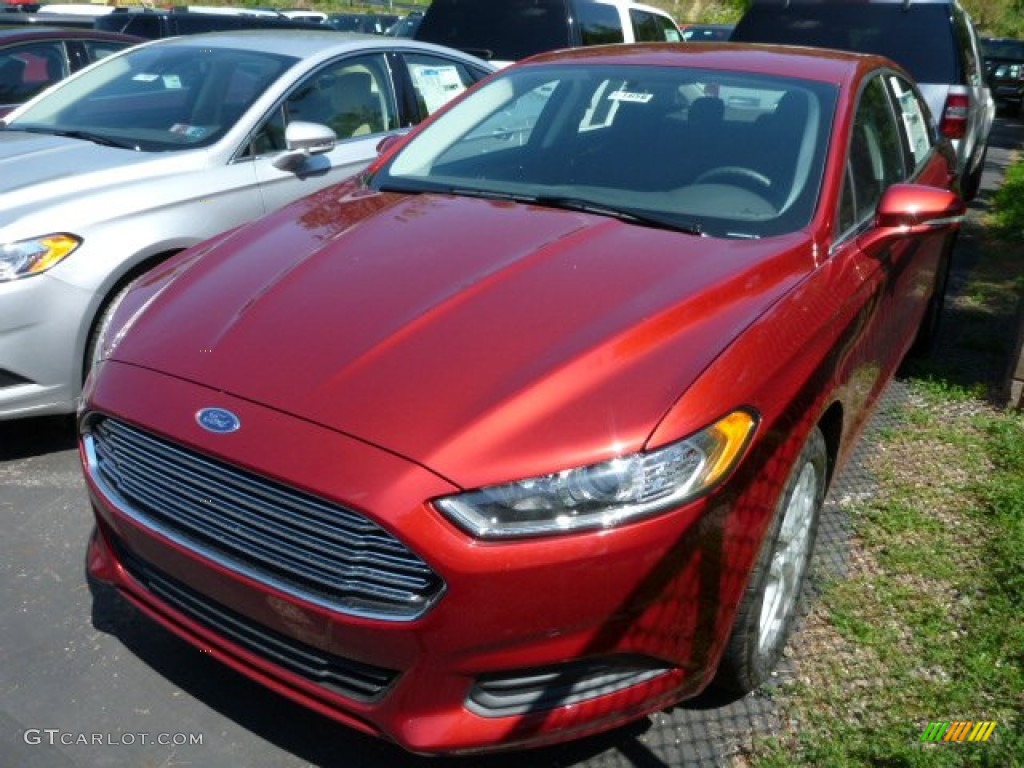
left=0, top=131, right=209, bottom=235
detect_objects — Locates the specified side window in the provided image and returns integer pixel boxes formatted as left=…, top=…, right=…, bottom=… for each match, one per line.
left=284, top=54, right=397, bottom=142
left=951, top=2, right=981, bottom=86
left=402, top=53, right=486, bottom=119
left=629, top=9, right=681, bottom=42
left=81, top=40, right=135, bottom=65
left=838, top=76, right=907, bottom=235
left=0, top=42, right=68, bottom=104
left=886, top=74, right=933, bottom=173
left=577, top=3, right=624, bottom=46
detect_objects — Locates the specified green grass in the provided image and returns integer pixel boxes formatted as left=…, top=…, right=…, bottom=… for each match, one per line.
left=748, top=158, right=1024, bottom=767
left=991, top=155, right=1024, bottom=242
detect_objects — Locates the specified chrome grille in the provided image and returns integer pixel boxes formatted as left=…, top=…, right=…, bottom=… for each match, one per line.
left=85, top=416, right=444, bottom=621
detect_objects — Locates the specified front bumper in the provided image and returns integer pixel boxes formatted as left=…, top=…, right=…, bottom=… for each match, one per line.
left=0, top=271, right=92, bottom=419
left=81, top=361, right=753, bottom=754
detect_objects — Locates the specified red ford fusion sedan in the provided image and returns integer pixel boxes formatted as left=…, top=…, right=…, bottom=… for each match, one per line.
left=80, top=44, right=963, bottom=754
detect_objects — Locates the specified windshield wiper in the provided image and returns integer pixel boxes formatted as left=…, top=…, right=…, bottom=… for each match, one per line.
left=449, top=187, right=535, bottom=203
left=532, top=196, right=704, bottom=236
left=15, top=126, right=138, bottom=150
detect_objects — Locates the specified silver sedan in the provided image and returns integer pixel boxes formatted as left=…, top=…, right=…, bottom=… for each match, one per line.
left=0, top=30, right=493, bottom=419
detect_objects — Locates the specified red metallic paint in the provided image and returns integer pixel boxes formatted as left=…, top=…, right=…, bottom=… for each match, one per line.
left=81, top=45, right=964, bottom=754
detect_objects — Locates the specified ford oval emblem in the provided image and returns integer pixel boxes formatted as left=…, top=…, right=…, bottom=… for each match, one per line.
left=196, top=407, right=241, bottom=434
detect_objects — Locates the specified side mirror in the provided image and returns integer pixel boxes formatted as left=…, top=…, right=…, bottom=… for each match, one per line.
left=272, top=120, right=337, bottom=171
left=857, top=183, right=965, bottom=254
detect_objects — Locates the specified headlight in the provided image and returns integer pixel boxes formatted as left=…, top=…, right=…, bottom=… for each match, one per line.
left=0, top=234, right=82, bottom=281
left=436, top=409, right=758, bottom=539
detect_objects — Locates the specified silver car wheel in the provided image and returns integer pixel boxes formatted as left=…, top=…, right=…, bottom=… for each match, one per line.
left=757, top=459, right=818, bottom=655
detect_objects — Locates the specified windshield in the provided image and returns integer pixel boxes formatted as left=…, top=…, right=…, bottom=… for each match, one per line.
left=371, top=64, right=838, bottom=238
left=5, top=44, right=296, bottom=151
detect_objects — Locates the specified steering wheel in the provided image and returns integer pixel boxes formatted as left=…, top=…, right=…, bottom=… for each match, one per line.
left=694, top=166, right=772, bottom=191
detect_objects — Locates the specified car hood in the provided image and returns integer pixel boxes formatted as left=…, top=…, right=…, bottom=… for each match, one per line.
left=0, top=131, right=206, bottom=230
left=110, top=185, right=813, bottom=489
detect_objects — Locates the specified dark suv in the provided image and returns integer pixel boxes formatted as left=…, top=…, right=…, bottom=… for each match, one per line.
left=731, top=0, right=995, bottom=199
left=982, top=38, right=1024, bottom=116
left=414, top=0, right=681, bottom=66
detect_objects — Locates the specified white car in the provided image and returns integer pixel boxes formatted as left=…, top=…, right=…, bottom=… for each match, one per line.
left=0, top=30, right=493, bottom=420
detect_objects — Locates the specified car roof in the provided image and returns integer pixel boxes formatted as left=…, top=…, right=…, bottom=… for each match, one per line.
left=0, top=25, right=140, bottom=43
left=518, top=42, right=884, bottom=86
left=141, top=28, right=486, bottom=60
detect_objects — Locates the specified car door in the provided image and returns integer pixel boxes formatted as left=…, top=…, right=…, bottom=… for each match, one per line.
left=830, top=72, right=955, bottom=424
left=249, top=52, right=401, bottom=214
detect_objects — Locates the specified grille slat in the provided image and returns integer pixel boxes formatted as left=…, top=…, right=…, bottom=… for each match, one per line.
left=114, top=470, right=429, bottom=602
left=104, top=449, right=434, bottom=592
left=87, top=417, right=444, bottom=620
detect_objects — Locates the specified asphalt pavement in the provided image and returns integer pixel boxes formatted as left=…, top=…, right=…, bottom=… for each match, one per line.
left=2, top=116, right=1022, bottom=768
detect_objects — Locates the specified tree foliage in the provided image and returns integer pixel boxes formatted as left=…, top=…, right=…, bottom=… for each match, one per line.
left=651, top=0, right=1023, bottom=36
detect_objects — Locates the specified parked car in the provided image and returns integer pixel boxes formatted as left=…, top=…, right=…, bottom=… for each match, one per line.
left=731, top=0, right=995, bottom=200
left=385, top=11, right=423, bottom=38
left=0, top=30, right=494, bottom=420
left=94, top=8, right=327, bottom=39
left=680, top=23, right=733, bottom=42
left=81, top=43, right=963, bottom=754
left=0, top=26, right=141, bottom=116
left=982, top=37, right=1024, bottom=116
left=324, top=12, right=398, bottom=35
left=415, top=0, right=682, bottom=66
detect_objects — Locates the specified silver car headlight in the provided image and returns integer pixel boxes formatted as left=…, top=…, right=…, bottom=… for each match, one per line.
left=0, top=234, right=82, bottom=281
left=436, top=409, right=758, bottom=539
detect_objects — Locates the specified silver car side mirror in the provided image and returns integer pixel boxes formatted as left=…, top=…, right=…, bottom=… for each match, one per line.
left=272, top=120, right=337, bottom=171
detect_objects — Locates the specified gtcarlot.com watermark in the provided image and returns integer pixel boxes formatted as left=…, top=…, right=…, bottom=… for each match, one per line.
left=23, top=729, right=204, bottom=747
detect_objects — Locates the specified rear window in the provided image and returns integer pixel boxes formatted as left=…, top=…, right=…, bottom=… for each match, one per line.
left=732, top=4, right=961, bottom=84
left=416, top=0, right=571, bottom=62
left=983, top=39, right=1024, bottom=59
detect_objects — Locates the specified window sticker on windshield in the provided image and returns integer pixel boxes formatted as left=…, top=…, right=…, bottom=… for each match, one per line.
left=132, top=73, right=160, bottom=82
left=169, top=124, right=208, bottom=139
left=163, top=74, right=182, bottom=89
left=608, top=90, right=653, bottom=104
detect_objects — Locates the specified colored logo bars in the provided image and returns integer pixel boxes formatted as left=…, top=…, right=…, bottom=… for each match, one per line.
left=920, top=721, right=998, bottom=742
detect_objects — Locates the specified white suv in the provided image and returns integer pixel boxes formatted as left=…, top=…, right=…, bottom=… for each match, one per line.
left=415, top=0, right=682, bottom=67
left=731, top=0, right=995, bottom=200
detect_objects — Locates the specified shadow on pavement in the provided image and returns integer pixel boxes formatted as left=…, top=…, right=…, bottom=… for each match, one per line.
left=0, top=414, right=76, bottom=460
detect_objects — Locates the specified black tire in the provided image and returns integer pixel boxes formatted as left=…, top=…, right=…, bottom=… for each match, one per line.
left=960, top=144, right=987, bottom=201
left=715, top=426, right=827, bottom=694
left=909, top=242, right=953, bottom=359
left=83, top=279, right=138, bottom=384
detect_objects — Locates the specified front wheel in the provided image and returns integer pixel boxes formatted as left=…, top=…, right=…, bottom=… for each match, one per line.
left=715, top=426, right=827, bottom=694
left=83, top=280, right=138, bottom=385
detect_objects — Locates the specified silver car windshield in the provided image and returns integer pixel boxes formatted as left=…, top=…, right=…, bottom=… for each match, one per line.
left=5, top=45, right=297, bottom=151
left=373, top=64, right=838, bottom=237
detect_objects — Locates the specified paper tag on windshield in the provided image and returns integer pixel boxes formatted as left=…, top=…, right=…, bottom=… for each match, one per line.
left=609, top=90, right=653, bottom=104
